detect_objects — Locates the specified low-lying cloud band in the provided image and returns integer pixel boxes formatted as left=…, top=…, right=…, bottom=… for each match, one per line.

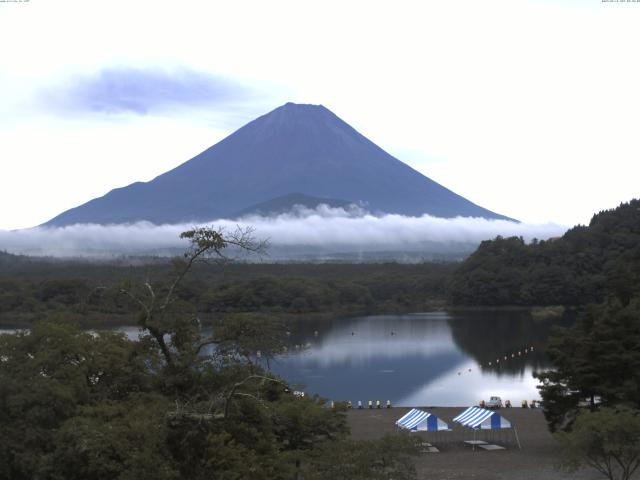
left=0, top=206, right=567, bottom=259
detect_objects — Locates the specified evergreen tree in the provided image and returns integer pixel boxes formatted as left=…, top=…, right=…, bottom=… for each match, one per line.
left=536, top=298, right=640, bottom=431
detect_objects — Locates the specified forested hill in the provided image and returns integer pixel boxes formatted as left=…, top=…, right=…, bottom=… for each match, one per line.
left=450, top=199, right=640, bottom=306
left=0, top=250, right=24, bottom=264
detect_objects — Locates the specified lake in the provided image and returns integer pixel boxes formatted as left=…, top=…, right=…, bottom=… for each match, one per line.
left=269, top=310, right=572, bottom=407
left=2, top=309, right=571, bottom=407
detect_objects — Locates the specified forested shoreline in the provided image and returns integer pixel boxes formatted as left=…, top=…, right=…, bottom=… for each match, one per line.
left=2, top=200, right=640, bottom=328
left=0, top=257, right=453, bottom=328
left=449, top=199, right=640, bottom=306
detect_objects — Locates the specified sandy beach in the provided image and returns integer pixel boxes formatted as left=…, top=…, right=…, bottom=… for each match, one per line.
left=347, top=407, right=608, bottom=480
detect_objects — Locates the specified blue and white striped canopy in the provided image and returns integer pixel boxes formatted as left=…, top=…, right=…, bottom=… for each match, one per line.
left=396, top=409, right=451, bottom=432
left=452, top=407, right=512, bottom=430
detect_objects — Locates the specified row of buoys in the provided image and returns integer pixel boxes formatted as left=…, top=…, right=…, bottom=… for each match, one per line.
left=348, top=331, right=395, bottom=336
left=281, top=342, right=313, bottom=352
left=485, top=346, right=535, bottom=367
left=286, top=330, right=403, bottom=339
left=345, top=400, right=392, bottom=409
left=293, top=331, right=400, bottom=337
left=349, top=332, right=395, bottom=336
left=477, top=399, right=538, bottom=408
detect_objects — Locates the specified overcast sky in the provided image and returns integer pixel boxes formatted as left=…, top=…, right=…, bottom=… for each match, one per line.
left=1, top=0, right=639, bottom=231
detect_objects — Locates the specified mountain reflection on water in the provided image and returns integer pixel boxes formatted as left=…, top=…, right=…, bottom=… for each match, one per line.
left=271, top=310, right=572, bottom=407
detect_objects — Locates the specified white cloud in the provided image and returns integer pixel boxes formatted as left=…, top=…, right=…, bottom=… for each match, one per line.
left=237, top=206, right=565, bottom=246
left=0, top=206, right=566, bottom=258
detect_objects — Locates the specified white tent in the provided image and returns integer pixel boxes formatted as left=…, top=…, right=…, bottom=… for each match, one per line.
left=452, top=406, right=511, bottom=429
left=396, top=408, right=451, bottom=432
left=453, top=406, right=521, bottom=449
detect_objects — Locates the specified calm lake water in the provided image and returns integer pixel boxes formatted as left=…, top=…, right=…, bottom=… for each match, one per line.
left=2, top=310, right=571, bottom=407
left=269, top=310, right=572, bottom=407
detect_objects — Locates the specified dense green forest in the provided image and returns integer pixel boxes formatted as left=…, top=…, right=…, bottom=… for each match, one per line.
left=0, top=253, right=453, bottom=327
left=0, top=229, right=420, bottom=480
left=450, top=199, right=640, bottom=306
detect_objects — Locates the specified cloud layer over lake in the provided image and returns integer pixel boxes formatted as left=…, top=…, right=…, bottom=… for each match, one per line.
left=0, top=206, right=567, bottom=259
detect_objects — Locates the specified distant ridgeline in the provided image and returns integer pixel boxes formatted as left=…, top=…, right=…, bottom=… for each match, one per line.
left=450, top=199, right=640, bottom=306
left=0, top=250, right=34, bottom=269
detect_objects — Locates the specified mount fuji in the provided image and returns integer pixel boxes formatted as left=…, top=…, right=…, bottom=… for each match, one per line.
left=44, top=103, right=511, bottom=226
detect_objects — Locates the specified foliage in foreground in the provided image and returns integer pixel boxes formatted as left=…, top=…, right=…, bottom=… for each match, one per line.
left=300, top=433, right=419, bottom=480
left=535, top=298, right=640, bottom=431
left=556, top=407, right=640, bottom=480
left=0, top=226, right=419, bottom=480
left=0, top=320, right=347, bottom=480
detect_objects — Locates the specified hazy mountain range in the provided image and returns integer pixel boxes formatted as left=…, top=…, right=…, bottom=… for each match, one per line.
left=44, top=103, right=512, bottom=226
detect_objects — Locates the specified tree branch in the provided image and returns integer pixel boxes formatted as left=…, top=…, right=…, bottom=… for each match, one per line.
left=223, top=374, right=287, bottom=418
left=195, top=337, right=219, bottom=355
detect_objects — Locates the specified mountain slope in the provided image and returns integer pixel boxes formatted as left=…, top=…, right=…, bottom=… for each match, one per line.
left=45, top=103, right=511, bottom=226
left=234, top=193, right=354, bottom=218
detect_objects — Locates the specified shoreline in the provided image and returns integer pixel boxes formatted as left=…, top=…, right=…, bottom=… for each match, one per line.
left=347, top=407, right=600, bottom=480
left=0, top=304, right=571, bottom=329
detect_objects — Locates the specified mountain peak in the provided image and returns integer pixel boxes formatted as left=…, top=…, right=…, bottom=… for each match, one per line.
left=282, top=101, right=322, bottom=108
left=256, top=102, right=333, bottom=126
left=239, top=102, right=364, bottom=151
